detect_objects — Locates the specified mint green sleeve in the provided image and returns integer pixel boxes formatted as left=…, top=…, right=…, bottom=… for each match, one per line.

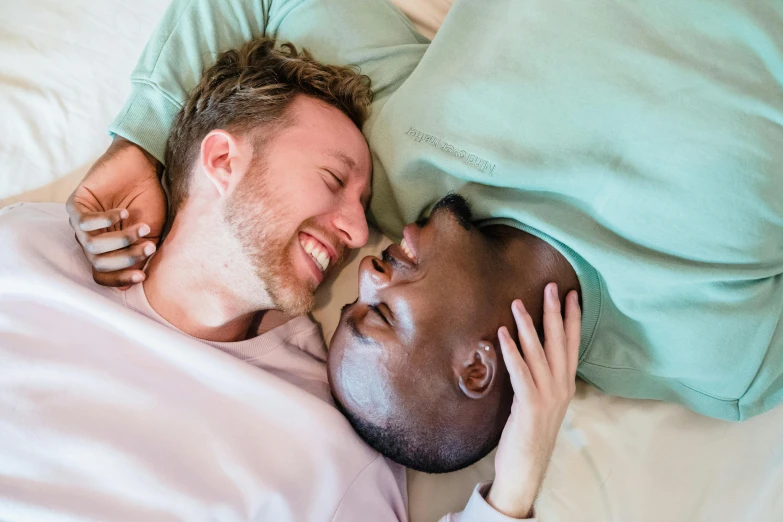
left=109, top=0, right=425, bottom=165
left=109, top=0, right=273, bottom=163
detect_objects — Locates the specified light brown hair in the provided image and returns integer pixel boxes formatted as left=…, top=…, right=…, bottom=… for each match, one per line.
left=164, top=37, right=373, bottom=218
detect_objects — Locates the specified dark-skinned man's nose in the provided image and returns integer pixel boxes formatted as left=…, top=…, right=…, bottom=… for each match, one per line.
left=358, top=255, right=392, bottom=300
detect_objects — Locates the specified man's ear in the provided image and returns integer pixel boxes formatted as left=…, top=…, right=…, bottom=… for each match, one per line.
left=200, top=129, right=247, bottom=196
left=456, top=340, right=498, bottom=400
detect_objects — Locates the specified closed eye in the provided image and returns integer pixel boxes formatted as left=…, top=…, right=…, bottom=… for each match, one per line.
left=326, top=170, right=345, bottom=188
left=369, top=304, right=391, bottom=326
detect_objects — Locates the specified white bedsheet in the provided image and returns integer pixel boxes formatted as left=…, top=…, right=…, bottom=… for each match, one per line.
left=1, top=1, right=781, bottom=521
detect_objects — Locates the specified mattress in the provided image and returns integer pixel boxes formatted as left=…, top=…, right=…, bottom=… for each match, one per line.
left=1, top=1, right=781, bottom=520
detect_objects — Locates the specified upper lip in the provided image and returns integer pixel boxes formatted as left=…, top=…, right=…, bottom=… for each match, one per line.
left=304, top=231, right=339, bottom=266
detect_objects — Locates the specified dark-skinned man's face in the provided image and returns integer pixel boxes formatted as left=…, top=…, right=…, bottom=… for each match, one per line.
left=327, top=195, right=511, bottom=426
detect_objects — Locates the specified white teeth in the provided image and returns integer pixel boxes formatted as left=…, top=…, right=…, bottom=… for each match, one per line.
left=300, top=237, right=330, bottom=272
left=400, top=238, right=416, bottom=262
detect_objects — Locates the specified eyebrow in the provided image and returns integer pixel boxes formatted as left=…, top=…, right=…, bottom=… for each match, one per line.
left=325, top=149, right=356, bottom=170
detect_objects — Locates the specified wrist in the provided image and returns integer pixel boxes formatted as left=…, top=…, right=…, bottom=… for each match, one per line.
left=486, top=481, right=537, bottom=519
left=110, top=136, right=162, bottom=171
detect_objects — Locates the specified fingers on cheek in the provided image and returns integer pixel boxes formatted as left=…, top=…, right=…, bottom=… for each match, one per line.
left=545, top=282, right=560, bottom=312
left=498, top=328, right=516, bottom=368
left=498, top=326, right=511, bottom=343
left=512, top=303, right=534, bottom=336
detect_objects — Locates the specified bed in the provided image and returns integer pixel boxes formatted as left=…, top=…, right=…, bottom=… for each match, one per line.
left=2, top=1, right=782, bottom=520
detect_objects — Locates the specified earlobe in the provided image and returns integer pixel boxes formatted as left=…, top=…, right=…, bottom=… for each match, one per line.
left=457, top=341, right=497, bottom=400
left=200, top=130, right=242, bottom=196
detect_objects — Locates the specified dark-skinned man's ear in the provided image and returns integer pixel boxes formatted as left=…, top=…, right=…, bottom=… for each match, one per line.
left=457, top=341, right=497, bottom=399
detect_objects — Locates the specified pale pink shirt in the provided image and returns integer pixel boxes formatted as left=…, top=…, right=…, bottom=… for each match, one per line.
left=0, top=203, right=530, bottom=521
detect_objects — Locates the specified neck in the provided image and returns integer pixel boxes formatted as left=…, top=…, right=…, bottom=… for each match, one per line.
left=143, top=209, right=276, bottom=343
left=489, top=225, right=581, bottom=330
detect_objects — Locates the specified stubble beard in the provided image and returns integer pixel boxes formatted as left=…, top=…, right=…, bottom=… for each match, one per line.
left=223, top=162, right=316, bottom=317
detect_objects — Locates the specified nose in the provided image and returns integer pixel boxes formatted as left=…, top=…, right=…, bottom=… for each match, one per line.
left=358, top=255, right=391, bottom=301
left=333, top=198, right=369, bottom=249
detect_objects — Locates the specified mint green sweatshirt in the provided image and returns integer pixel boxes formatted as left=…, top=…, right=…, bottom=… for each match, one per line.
left=111, top=0, right=783, bottom=422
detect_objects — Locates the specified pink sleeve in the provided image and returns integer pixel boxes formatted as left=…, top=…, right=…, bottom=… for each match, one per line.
left=438, top=482, right=537, bottom=522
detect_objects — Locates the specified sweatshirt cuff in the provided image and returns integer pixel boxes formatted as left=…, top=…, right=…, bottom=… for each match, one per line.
left=460, top=481, right=536, bottom=521
left=108, top=81, right=182, bottom=165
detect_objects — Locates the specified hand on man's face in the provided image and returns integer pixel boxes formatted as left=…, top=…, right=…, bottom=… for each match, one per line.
left=488, top=285, right=581, bottom=518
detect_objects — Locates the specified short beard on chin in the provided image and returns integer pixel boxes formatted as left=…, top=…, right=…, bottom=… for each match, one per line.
left=223, top=160, right=316, bottom=317
left=257, top=235, right=316, bottom=316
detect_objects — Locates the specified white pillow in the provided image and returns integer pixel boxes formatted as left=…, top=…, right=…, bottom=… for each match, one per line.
left=0, top=0, right=171, bottom=206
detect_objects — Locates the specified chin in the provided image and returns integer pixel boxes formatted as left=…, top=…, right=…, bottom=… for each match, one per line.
left=280, top=286, right=316, bottom=316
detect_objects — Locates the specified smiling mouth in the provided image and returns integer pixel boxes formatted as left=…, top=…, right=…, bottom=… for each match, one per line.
left=400, top=238, right=417, bottom=263
left=299, top=234, right=331, bottom=272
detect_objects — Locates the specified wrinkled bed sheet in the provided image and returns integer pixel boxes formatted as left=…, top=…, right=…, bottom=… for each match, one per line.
left=1, top=1, right=781, bottom=521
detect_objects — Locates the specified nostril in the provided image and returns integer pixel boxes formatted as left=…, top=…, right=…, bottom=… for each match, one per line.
left=372, top=259, right=383, bottom=272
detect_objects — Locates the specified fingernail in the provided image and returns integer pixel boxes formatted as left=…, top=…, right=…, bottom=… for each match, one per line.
left=513, top=299, right=525, bottom=312
left=120, top=209, right=129, bottom=220
left=143, top=243, right=156, bottom=256
left=547, top=283, right=558, bottom=300
left=498, top=326, right=509, bottom=338
left=131, top=273, right=144, bottom=283
left=139, top=224, right=151, bottom=237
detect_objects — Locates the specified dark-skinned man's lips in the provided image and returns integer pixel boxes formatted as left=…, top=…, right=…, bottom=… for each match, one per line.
left=383, top=244, right=416, bottom=269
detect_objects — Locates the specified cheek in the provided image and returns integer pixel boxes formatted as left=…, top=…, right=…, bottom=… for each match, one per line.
left=420, top=260, right=474, bottom=306
left=263, top=159, right=332, bottom=204
left=299, top=182, right=334, bottom=210
left=283, top=179, right=338, bottom=226
left=263, top=185, right=332, bottom=236
left=342, top=355, right=399, bottom=420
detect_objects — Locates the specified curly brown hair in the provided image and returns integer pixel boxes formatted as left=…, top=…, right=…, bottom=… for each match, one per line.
left=164, top=37, right=373, bottom=218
